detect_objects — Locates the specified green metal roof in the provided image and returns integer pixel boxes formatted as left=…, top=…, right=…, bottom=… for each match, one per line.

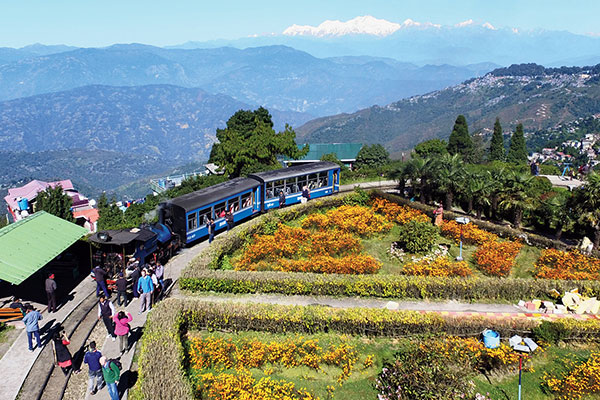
left=0, top=211, right=88, bottom=285
left=287, top=143, right=363, bottom=162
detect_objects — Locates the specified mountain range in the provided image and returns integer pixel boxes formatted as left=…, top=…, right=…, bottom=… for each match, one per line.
left=297, top=63, right=600, bottom=155
left=173, top=16, right=600, bottom=67
left=0, top=44, right=493, bottom=116
left=0, top=84, right=312, bottom=162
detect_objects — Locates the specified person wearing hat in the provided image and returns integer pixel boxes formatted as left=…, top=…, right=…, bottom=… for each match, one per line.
left=45, top=273, right=57, bottom=313
left=116, top=272, right=128, bottom=307
left=99, top=356, right=120, bottom=400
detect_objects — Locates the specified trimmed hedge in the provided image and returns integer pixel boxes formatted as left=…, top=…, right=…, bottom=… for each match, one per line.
left=134, top=299, right=600, bottom=399
left=180, top=269, right=600, bottom=302
left=373, top=191, right=572, bottom=251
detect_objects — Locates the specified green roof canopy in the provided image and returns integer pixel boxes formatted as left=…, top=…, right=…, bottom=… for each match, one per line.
left=0, top=211, right=88, bottom=285
left=287, top=143, right=363, bottom=162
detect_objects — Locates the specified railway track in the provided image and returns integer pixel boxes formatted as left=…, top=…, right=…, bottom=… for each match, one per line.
left=18, top=290, right=99, bottom=400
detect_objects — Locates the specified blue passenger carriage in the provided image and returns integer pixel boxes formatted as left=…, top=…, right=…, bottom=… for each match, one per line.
left=159, top=177, right=260, bottom=244
left=249, top=161, right=341, bottom=211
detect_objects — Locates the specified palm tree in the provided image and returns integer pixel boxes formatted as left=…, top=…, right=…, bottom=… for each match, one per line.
left=573, top=173, right=600, bottom=247
left=429, top=153, right=466, bottom=210
left=499, top=171, right=535, bottom=228
left=487, top=167, right=506, bottom=221
left=389, top=162, right=408, bottom=196
left=463, top=171, right=492, bottom=218
left=404, top=157, right=430, bottom=203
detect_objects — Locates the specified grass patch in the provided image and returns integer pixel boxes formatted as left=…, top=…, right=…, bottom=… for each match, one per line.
left=512, top=245, right=543, bottom=278
left=0, top=324, right=14, bottom=343
left=473, top=343, right=600, bottom=400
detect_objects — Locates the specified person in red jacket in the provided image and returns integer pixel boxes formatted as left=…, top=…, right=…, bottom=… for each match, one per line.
left=113, top=310, right=133, bottom=355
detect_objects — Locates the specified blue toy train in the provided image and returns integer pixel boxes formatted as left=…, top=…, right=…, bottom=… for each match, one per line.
left=159, top=161, right=341, bottom=244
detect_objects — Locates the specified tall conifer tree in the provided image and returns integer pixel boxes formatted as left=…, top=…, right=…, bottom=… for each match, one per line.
left=447, top=115, right=473, bottom=160
left=489, top=117, right=505, bottom=161
left=507, top=123, right=528, bottom=163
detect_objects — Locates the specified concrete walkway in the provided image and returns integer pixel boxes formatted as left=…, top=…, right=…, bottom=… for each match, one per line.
left=0, top=277, right=97, bottom=400
left=87, top=239, right=209, bottom=400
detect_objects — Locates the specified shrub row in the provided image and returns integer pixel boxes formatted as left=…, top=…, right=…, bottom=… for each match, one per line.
left=180, top=269, right=600, bottom=302
left=135, top=299, right=600, bottom=399
left=373, top=191, right=572, bottom=251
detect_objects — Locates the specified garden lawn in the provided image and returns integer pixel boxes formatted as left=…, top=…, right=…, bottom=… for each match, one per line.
left=473, top=343, right=600, bottom=400
left=185, top=331, right=397, bottom=400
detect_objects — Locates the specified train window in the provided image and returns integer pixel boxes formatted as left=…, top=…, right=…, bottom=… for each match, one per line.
left=274, top=180, right=285, bottom=197
left=199, top=209, right=211, bottom=226
left=298, top=174, right=308, bottom=190
left=228, top=196, right=240, bottom=212
left=266, top=182, right=275, bottom=199
left=308, top=173, right=318, bottom=189
left=285, top=178, right=297, bottom=194
left=214, top=202, right=226, bottom=218
left=187, top=212, right=198, bottom=231
left=241, top=192, right=252, bottom=209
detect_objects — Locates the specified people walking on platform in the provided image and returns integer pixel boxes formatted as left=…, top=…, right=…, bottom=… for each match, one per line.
left=84, top=341, right=104, bottom=395
left=23, top=305, right=43, bottom=351
left=93, top=265, right=110, bottom=298
left=113, top=311, right=133, bottom=355
left=130, top=265, right=141, bottom=299
left=137, top=269, right=154, bottom=314
left=116, top=272, right=128, bottom=306
left=99, top=356, right=121, bottom=400
left=52, top=330, right=74, bottom=376
left=225, top=208, right=234, bottom=232
left=278, top=190, right=286, bottom=208
left=301, top=186, right=310, bottom=204
left=207, top=217, right=216, bottom=243
left=98, top=295, right=116, bottom=341
left=149, top=268, right=159, bottom=305
left=155, top=261, right=164, bottom=288
left=45, top=273, right=57, bottom=313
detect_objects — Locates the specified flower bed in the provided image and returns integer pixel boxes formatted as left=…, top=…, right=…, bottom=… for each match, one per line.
left=133, top=299, right=600, bottom=400
left=402, top=256, right=473, bottom=277
left=542, top=352, right=600, bottom=399
left=474, top=240, right=523, bottom=277
left=534, top=249, right=600, bottom=280
left=235, top=205, right=389, bottom=274
left=441, top=220, right=497, bottom=245
left=371, top=198, right=429, bottom=225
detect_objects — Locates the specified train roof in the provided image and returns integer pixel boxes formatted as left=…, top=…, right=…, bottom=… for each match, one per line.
left=89, top=227, right=157, bottom=246
left=166, top=177, right=259, bottom=212
left=248, top=161, right=340, bottom=183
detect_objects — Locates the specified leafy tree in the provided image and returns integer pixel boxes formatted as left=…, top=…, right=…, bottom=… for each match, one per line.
left=499, top=171, right=535, bottom=228
left=354, top=144, right=390, bottom=170
left=507, top=123, right=528, bottom=164
left=413, top=139, right=448, bottom=158
left=489, top=118, right=505, bottom=161
left=572, top=173, right=600, bottom=247
left=35, top=185, right=74, bottom=222
left=208, top=107, right=308, bottom=178
left=447, top=115, right=473, bottom=160
left=429, top=153, right=466, bottom=209
left=97, top=193, right=124, bottom=230
left=320, top=152, right=347, bottom=170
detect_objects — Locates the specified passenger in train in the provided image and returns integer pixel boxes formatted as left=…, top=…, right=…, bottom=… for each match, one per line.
left=301, top=186, right=311, bottom=204
left=225, top=208, right=234, bottom=232
left=278, top=190, right=286, bottom=208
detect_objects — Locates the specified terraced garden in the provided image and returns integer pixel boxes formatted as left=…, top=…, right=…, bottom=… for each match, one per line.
left=131, top=191, right=600, bottom=400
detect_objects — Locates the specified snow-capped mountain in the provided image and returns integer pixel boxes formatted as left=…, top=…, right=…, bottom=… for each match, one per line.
left=282, top=15, right=496, bottom=37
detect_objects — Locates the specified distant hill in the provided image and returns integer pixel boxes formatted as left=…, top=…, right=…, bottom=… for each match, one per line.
left=297, top=63, right=600, bottom=154
left=0, top=149, right=174, bottom=202
left=0, top=84, right=312, bottom=162
left=0, top=44, right=495, bottom=116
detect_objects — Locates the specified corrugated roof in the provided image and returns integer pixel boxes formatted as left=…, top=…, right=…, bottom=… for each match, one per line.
left=0, top=211, right=88, bottom=285
left=286, top=143, right=363, bottom=162
left=249, top=162, right=340, bottom=183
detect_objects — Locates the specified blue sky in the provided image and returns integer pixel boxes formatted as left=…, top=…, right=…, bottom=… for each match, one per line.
left=2, top=0, right=599, bottom=47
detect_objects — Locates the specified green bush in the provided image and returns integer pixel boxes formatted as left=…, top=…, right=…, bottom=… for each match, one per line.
left=180, top=269, right=600, bottom=302
left=532, top=320, right=570, bottom=344
left=376, top=342, right=475, bottom=400
left=397, top=220, right=438, bottom=253
left=342, top=186, right=371, bottom=206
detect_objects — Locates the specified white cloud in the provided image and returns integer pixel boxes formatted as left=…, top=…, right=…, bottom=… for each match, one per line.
left=482, top=22, right=497, bottom=30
